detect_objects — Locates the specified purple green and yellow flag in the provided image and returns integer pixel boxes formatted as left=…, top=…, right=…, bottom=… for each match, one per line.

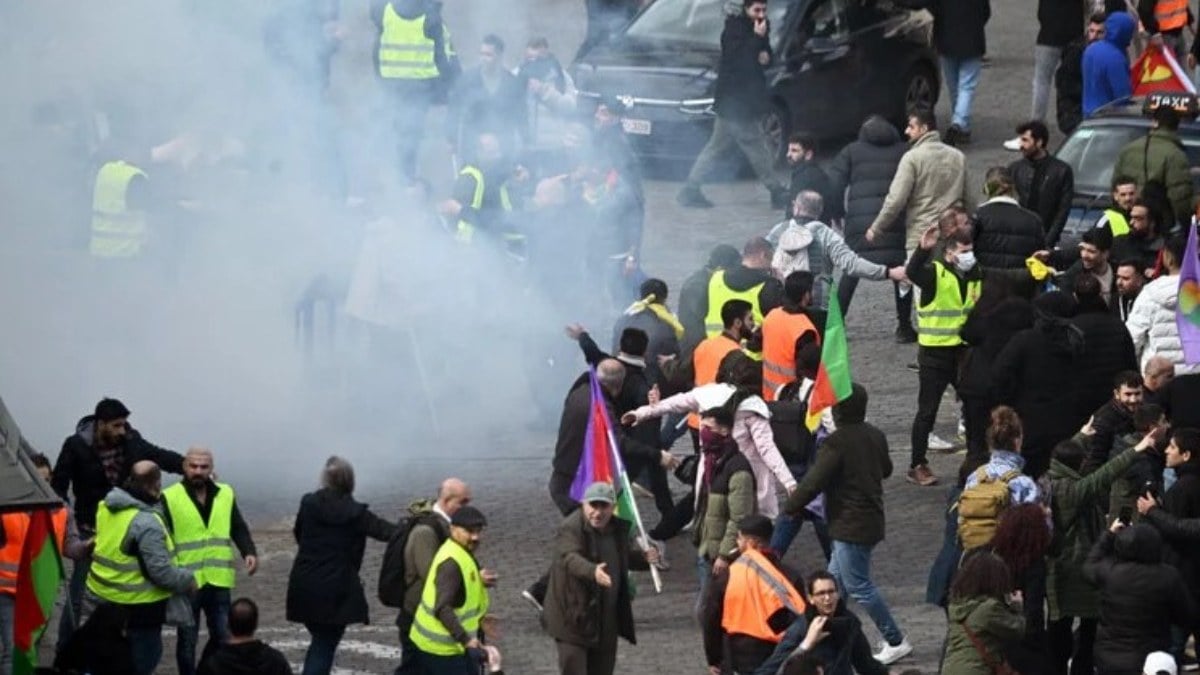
left=1178, top=222, right=1200, bottom=364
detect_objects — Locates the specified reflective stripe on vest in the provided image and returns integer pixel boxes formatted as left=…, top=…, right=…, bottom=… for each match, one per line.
left=687, top=334, right=742, bottom=429
left=1103, top=209, right=1130, bottom=237
left=87, top=501, right=181, bottom=604
left=409, top=539, right=490, bottom=656
left=378, top=6, right=439, bottom=80
left=455, top=165, right=515, bottom=244
left=1155, top=0, right=1189, bottom=31
left=761, top=308, right=819, bottom=401
left=163, top=482, right=237, bottom=589
left=703, top=270, right=765, bottom=337
left=0, top=513, right=29, bottom=594
left=916, top=261, right=981, bottom=348
left=89, top=161, right=148, bottom=258
left=721, top=548, right=807, bottom=642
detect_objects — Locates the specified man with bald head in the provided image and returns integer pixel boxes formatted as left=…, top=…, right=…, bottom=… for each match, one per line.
left=86, top=460, right=197, bottom=675
left=162, top=447, right=257, bottom=675
left=1143, top=355, right=1176, bottom=407
left=394, top=477, right=473, bottom=675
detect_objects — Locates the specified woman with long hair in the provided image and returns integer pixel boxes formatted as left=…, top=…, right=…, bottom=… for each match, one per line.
left=990, top=503, right=1053, bottom=666
left=961, top=406, right=1041, bottom=515
left=942, top=552, right=1026, bottom=675
left=286, top=456, right=396, bottom=675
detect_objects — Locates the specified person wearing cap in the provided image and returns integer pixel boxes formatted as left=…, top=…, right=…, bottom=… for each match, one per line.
left=1144, top=650, right=1179, bottom=675
left=51, top=397, right=185, bottom=655
left=409, top=504, right=497, bottom=675
left=542, top=481, right=659, bottom=675
left=701, top=514, right=806, bottom=675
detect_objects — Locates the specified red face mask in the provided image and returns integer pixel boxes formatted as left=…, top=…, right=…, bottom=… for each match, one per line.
left=699, top=426, right=731, bottom=452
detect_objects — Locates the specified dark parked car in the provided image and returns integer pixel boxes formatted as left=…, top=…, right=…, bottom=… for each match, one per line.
left=1054, top=94, right=1200, bottom=249
left=571, top=0, right=940, bottom=164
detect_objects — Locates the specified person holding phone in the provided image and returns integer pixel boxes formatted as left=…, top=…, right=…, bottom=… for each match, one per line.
left=765, top=571, right=890, bottom=675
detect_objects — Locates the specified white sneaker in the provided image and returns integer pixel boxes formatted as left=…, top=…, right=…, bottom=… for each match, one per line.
left=928, top=433, right=955, bottom=451
left=648, top=537, right=670, bottom=571
left=873, top=637, right=913, bottom=665
left=957, top=415, right=967, bottom=441
left=1003, top=136, right=1022, bottom=151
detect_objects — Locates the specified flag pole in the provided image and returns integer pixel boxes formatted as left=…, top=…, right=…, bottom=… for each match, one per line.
left=605, top=422, right=663, bottom=593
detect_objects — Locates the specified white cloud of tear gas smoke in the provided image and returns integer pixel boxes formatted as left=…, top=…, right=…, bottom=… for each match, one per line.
left=0, top=0, right=607, bottom=497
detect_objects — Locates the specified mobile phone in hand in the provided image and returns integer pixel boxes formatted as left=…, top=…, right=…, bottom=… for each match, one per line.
left=1118, top=506, right=1133, bottom=525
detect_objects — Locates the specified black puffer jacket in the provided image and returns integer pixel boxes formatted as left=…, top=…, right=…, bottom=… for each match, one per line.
left=972, top=196, right=1046, bottom=270
left=1009, top=154, right=1075, bottom=247
left=1070, top=301, right=1138, bottom=426
left=1084, top=525, right=1193, bottom=673
left=827, top=116, right=907, bottom=265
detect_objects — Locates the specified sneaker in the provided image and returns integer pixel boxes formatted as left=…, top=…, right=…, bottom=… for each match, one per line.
left=928, top=433, right=955, bottom=452
left=1003, top=136, right=1022, bottom=151
left=769, top=186, right=791, bottom=210
left=874, top=638, right=913, bottom=665
left=945, top=124, right=971, bottom=146
left=957, top=415, right=967, bottom=441
left=676, top=184, right=714, bottom=208
left=906, top=464, right=939, bottom=487
left=521, top=589, right=543, bottom=613
left=647, top=537, right=670, bottom=571
left=894, top=325, right=918, bottom=344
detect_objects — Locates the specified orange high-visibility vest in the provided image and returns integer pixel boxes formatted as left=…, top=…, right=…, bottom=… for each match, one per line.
left=688, top=334, right=741, bottom=430
left=1156, top=0, right=1189, bottom=31
left=721, top=548, right=807, bottom=642
left=51, top=508, right=68, bottom=556
left=0, top=513, right=29, bottom=595
left=760, top=308, right=819, bottom=402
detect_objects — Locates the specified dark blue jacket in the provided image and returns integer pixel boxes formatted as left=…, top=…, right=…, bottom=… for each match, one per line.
left=1082, top=13, right=1135, bottom=116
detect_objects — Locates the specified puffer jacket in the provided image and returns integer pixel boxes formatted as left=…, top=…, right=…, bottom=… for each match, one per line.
left=694, top=448, right=756, bottom=562
left=972, top=195, right=1045, bottom=269
left=1113, top=129, right=1194, bottom=227
left=1127, top=273, right=1184, bottom=370
left=1084, top=524, right=1193, bottom=673
left=827, top=116, right=907, bottom=264
left=867, top=131, right=970, bottom=250
left=1044, top=448, right=1138, bottom=621
left=941, top=596, right=1025, bottom=675
left=1008, top=154, right=1074, bottom=246
left=768, top=218, right=888, bottom=309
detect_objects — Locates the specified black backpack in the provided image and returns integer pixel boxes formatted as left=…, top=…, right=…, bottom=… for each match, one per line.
left=767, top=382, right=816, bottom=468
left=378, top=499, right=447, bottom=608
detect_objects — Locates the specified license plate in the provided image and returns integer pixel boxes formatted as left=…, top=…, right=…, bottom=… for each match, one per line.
left=622, top=118, right=652, bottom=135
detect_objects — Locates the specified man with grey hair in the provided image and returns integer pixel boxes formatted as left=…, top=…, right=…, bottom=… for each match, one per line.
left=768, top=189, right=906, bottom=310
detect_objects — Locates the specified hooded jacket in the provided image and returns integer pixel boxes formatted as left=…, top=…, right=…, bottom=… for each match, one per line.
left=941, top=596, right=1026, bottom=675
left=197, top=640, right=292, bottom=675
left=768, top=219, right=888, bottom=309
left=867, top=131, right=970, bottom=250
left=1070, top=305, right=1138, bottom=427
left=993, top=313, right=1086, bottom=453
left=285, top=488, right=396, bottom=626
left=1113, top=128, right=1194, bottom=228
left=1127, top=273, right=1185, bottom=370
left=971, top=195, right=1045, bottom=270
left=1082, top=13, right=1135, bottom=116
left=53, top=416, right=184, bottom=532
left=1084, top=524, right=1193, bottom=672
left=959, top=297, right=1036, bottom=400
left=827, top=116, right=907, bottom=263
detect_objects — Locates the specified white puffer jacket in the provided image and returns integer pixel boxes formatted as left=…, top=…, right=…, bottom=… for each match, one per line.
left=1127, top=274, right=1184, bottom=370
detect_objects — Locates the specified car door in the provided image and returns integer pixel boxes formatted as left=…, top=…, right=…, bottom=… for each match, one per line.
left=777, top=0, right=854, bottom=138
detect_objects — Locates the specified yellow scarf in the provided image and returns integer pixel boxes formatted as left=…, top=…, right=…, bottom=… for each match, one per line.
left=624, top=294, right=685, bottom=339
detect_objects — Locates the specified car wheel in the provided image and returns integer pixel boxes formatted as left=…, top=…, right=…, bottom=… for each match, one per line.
left=903, top=64, right=938, bottom=116
left=761, top=102, right=790, bottom=162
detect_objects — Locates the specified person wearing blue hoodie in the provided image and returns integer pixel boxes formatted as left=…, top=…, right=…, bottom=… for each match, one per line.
left=1082, top=12, right=1135, bottom=116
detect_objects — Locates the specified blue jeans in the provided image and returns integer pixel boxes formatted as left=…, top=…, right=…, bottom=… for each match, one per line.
left=695, top=556, right=712, bottom=624
left=56, top=551, right=91, bottom=654
left=302, top=623, right=346, bottom=675
left=940, top=56, right=983, bottom=131
left=751, top=614, right=809, bottom=675
left=770, top=510, right=832, bottom=561
left=829, top=540, right=903, bottom=645
left=176, top=586, right=231, bottom=675
left=127, top=625, right=163, bottom=675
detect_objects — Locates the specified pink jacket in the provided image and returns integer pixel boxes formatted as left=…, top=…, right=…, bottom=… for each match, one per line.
left=630, top=384, right=795, bottom=519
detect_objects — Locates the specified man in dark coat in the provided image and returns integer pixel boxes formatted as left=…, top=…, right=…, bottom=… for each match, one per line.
left=610, top=278, right=682, bottom=386
left=1028, top=0, right=1085, bottom=130
left=678, top=0, right=787, bottom=209
left=1008, top=120, right=1074, bottom=247
left=1161, top=371, right=1200, bottom=427
left=972, top=166, right=1046, bottom=270
left=826, top=115, right=912, bottom=340
left=1054, top=14, right=1106, bottom=134
left=677, top=245, right=742, bottom=362
left=784, top=132, right=835, bottom=221
left=1080, top=371, right=1144, bottom=475
left=1059, top=226, right=1117, bottom=308
left=197, top=598, right=291, bottom=675
left=543, top=482, right=656, bottom=675
left=929, top=0, right=991, bottom=145
left=445, top=34, right=526, bottom=157
left=1070, top=276, right=1139, bottom=426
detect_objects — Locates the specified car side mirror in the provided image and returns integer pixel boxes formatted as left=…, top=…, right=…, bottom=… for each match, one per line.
left=806, top=36, right=838, bottom=54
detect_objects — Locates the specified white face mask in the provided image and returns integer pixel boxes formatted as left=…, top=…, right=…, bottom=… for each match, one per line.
left=954, top=250, right=977, bottom=272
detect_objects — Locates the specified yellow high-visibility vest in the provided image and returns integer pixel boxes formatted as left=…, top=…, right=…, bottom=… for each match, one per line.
left=409, top=539, right=489, bottom=656
left=378, top=5, right=452, bottom=80
left=916, top=261, right=981, bottom=348
left=1103, top=209, right=1130, bottom=237
left=89, top=161, right=148, bottom=258
left=454, top=165, right=517, bottom=245
left=163, top=482, right=237, bottom=589
left=87, top=501, right=181, bottom=605
left=703, top=270, right=765, bottom=338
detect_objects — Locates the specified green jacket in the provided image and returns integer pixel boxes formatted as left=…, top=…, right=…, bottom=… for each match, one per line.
left=1113, top=129, right=1194, bottom=225
left=695, top=450, right=756, bottom=562
left=942, top=596, right=1026, bottom=675
left=1045, top=446, right=1138, bottom=620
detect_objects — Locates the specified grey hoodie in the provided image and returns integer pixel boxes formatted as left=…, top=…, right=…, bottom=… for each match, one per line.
left=767, top=218, right=888, bottom=309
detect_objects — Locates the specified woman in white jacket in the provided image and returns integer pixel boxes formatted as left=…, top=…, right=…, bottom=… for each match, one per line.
left=621, top=351, right=796, bottom=518
left=1128, top=234, right=1189, bottom=372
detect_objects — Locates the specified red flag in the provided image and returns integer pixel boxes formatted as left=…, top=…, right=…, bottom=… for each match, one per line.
left=14, top=509, right=63, bottom=674
left=1131, top=43, right=1197, bottom=95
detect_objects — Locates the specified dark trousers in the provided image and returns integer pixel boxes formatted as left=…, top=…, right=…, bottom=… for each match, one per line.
left=389, top=84, right=434, bottom=181
left=395, top=612, right=420, bottom=675
left=962, top=395, right=992, bottom=463
left=1047, top=616, right=1096, bottom=675
left=419, top=651, right=480, bottom=675
left=911, top=353, right=958, bottom=468
left=302, top=623, right=346, bottom=675
left=556, top=636, right=618, bottom=675
left=649, top=491, right=695, bottom=541
left=627, top=454, right=674, bottom=519
left=127, top=625, right=163, bottom=675
left=56, top=550, right=91, bottom=654
left=838, top=276, right=913, bottom=328
left=548, top=471, right=581, bottom=519
left=176, top=585, right=231, bottom=675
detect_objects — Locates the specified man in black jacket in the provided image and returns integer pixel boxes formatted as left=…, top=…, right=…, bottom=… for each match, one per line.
left=1070, top=276, right=1139, bottom=424
left=678, top=0, right=787, bottom=209
left=972, top=166, right=1046, bottom=270
left=678, top=245, right=743, bottom=361
left=1008, top=120, right=1074, bottom=247
left=1082, top=371, right=1144, bottom=474
left=197, top=598, right=291, bottom=675
left=784, top=132, right=835, bottom=222
left=1054, top=14, right=1106, bottom=134
left=1059, top=226, right=1116, bottom=307
left=52, top=398, right=184, bottom=656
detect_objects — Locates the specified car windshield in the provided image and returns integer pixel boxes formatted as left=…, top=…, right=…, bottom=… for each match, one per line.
left=625, top=0, right=792, bottom=49
left=1058, top=123, right=1200, bottom=195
